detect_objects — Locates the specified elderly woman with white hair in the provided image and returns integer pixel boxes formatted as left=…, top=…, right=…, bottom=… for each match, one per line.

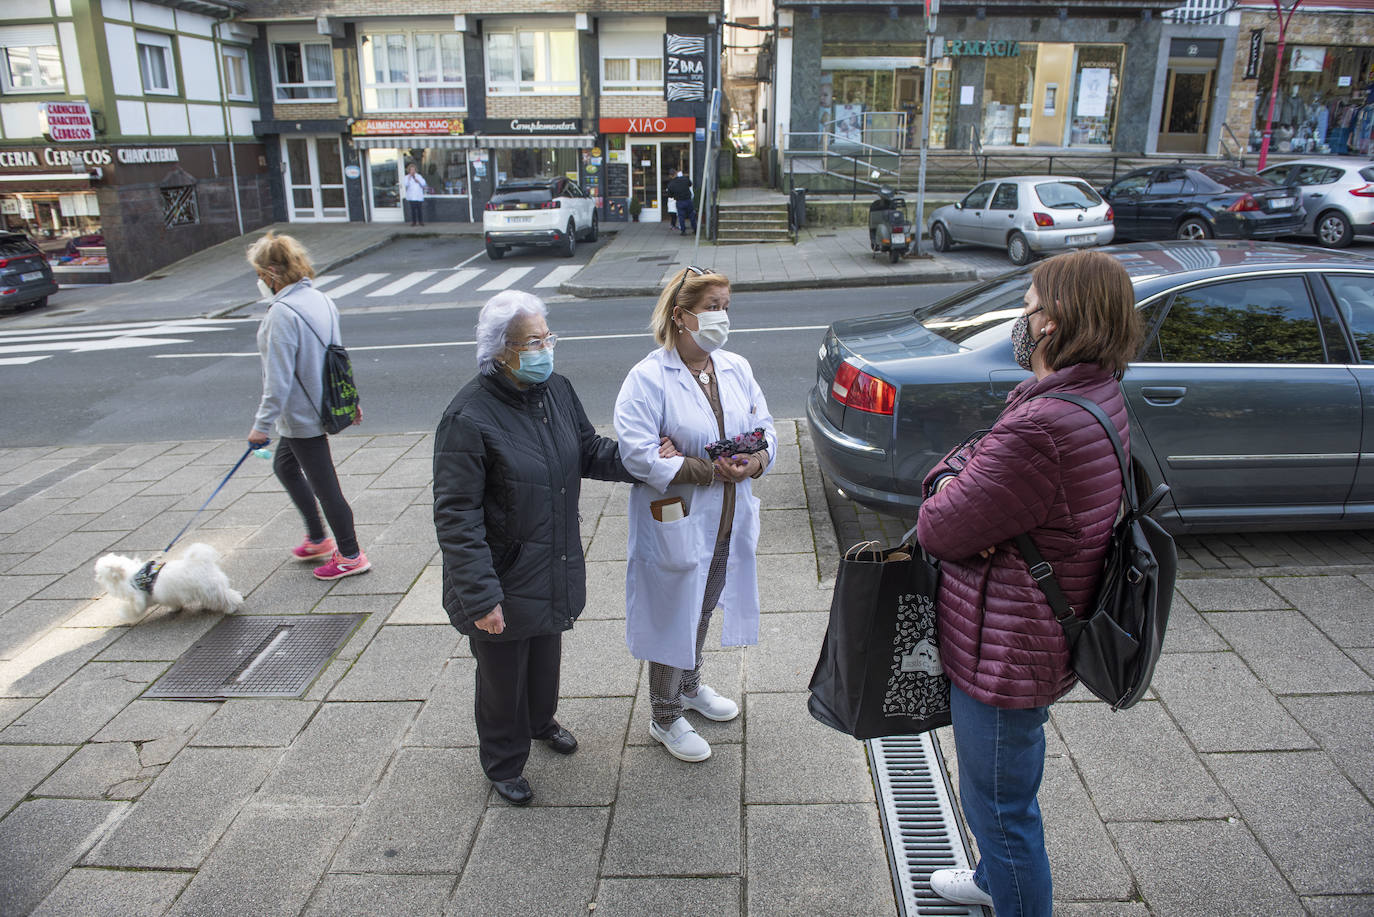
left=433, top=290, right=654, bottom=806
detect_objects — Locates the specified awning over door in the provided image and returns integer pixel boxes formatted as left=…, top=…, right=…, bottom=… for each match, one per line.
left=0, top=173, right=95, bottom=192
left=350, top=135, right=475, bottom=149
left=478, top=135, right=596, bottom=149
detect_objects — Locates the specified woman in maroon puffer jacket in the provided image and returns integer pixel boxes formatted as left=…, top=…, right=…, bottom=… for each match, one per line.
left=918, top=249, right=1143, bottom=917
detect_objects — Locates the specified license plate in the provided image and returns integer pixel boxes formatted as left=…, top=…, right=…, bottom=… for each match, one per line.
left=1066, top=233, right=1095, bottom=245
left=891, top=232, right=905, bottom=244
left=1269, top=197, right=1295, bottom=209
left=506, top=215, right=533, bottom=224
left=20, top=270, right=43, bottom=281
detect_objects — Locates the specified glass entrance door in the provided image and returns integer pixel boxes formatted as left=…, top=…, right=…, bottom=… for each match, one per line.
left=282, top=136, right=347, bottom=221
left=630, top=142, right=660, bottom=223
left=1158, top=68, right=1214, bottom=154
left=366, top=149, right=403, bottom=222
left=660, top=141, right=690, bottom=222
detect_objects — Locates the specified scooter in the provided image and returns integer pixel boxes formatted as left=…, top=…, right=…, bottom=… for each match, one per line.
left=869, top=187, right=911, bottom=264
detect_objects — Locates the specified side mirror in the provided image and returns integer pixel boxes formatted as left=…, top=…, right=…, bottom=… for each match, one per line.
left=954, top=201, right=964, bottom=210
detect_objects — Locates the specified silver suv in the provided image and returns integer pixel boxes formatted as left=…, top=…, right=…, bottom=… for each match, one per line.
left=482, top=177, right=598, bottom=260
left=1258, top=157, right=1374, bottom=248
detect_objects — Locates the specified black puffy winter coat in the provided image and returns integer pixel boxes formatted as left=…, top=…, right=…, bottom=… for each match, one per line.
left=433, top=370, right=636, bottom=641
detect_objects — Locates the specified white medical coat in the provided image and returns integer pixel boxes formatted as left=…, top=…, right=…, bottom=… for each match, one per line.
left=614, top=346, right=776, bottom=669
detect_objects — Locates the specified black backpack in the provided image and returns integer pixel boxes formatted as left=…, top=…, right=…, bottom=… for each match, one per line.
left=276, top=301, right=359, bottom=435
left=1013, top=393, right=1176, bottom=711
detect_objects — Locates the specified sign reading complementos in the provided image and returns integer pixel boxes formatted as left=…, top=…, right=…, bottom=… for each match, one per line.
left=665, top=35, right=707, bottom=102
left=42, top=102, right=95, bottom=142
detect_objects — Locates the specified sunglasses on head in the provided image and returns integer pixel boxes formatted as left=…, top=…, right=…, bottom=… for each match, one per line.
left=672, top=266, right=715, bottom=312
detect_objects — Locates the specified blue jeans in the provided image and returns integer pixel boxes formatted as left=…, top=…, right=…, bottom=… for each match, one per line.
left=949, top=682, right=1053, bottom=917
left=676, top=202, right=695, bottom=233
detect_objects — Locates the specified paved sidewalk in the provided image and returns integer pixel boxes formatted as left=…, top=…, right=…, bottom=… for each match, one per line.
left=1, top=424, right=1372, bottom=915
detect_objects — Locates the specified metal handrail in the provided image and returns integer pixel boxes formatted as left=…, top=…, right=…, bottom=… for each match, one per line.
left=1221, top=123, right=1247, bottom=169
left=820, top=111, right=909, bottom=151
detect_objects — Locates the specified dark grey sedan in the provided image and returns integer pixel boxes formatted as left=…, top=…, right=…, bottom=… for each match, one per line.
left=808, top=241, right=1374, bottom=533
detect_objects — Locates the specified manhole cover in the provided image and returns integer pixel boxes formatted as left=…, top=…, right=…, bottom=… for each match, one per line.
left=44, top=310, right=85, bottom=317
left=636, top=254, right=674, bottom=262
left=145, top=614, right=364, bottom=699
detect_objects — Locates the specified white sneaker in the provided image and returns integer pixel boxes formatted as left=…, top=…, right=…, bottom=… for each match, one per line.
left=649, top=717, right=712, bottom=762
left=929, top=868, right=994, bottom=907
left=682, top=684, right=739, bottom=722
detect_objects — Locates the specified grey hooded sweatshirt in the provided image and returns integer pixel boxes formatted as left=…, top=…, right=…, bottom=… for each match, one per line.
left=253, top=278, right=342, bottom=438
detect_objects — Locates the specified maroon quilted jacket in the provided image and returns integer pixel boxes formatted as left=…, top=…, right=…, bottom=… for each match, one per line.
left=916, top=362, right=1129, bottom=709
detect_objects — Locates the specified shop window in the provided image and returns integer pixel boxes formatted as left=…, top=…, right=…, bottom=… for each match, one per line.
left=1068, top=45, right=1123, bottom=147
left=602, top=57, right=662, bottom=93
left=360, top=31, right=466, bottom=111
left=1252, top=44, right=1374, bottom=155
left=273, top=40, right=335, bottom=100
left=495, top=147, right=578, bottom=183
left=486, top=29, right=578, bottom=95
left=0, top=41, right=64, bottom=93
left=161, top=185, right=199, bottom=227
left=137, top=31, right=177, bottom=96
left=221, top=45, right=251, bottom=101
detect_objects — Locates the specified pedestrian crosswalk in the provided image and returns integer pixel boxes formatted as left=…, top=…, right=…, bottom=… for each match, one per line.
left=311, top=261, right=585, bottom=302
left=0, top=318, right=245, bottom=367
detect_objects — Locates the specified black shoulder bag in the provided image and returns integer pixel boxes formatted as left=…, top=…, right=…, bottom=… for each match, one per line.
left=275, top=301, right=360, bottom=435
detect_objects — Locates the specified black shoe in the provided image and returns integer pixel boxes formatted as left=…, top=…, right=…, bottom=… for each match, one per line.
left=542, top=726, right=578, bottom=755
left=491, top=775, right=533, bottom=805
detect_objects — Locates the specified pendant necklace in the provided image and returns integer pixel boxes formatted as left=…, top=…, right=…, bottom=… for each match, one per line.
left=688, top=359, right=711, bottom=385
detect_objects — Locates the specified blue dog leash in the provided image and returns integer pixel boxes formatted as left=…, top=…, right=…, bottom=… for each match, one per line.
left=162, top=440, right=269, bottom=554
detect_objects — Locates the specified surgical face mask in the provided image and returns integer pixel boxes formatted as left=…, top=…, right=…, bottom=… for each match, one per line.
left=1010, top=307, right=1046, bottom=371
left=511, top=346, right=554, bottom=384
left=256, top=277, right=274, bottom=301
left=687, top=309, right=730, bottom=352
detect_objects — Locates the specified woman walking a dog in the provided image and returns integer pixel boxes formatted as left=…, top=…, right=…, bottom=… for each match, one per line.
left=247, top=232, right=369, bottom=581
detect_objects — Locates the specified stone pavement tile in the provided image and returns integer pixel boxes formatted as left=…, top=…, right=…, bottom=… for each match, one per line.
left=336, top=445, right=408, bottom=476
left=757, top=509, right=814, bottom=554
left=201, top=491, right=293, bottom=530
left=62, top=596, right=138, bottom=629
left=1163, top=597, right=1229, bottom=653
left=326, top=543, right=432, bottom=597
left=1268, top=576, right=1374, bottom=646
left=767, top=442, right=801, bottom=476
left=1282, top=695, right=1374, bottom=798
left=582, top=559, right=627, bottom=620
left=0, top=598, right=87, bottom=659
left=7, top=530, right=120, bottom=575
left=77, top=495, right=182, bottom=533
left=757, top=553, right=831, bottom=612
left=0, top=511, right=102, bottom=555
left=107, top=511, right=203, bottom=553
left=579, top=478, right=617, bottom=521
left=1206, top=751, right=1374, bottom=895
left=33, top=464, right=123, bottom=501
left=1055, top=905, right=1149, bottom=917
left=192, top=698, right=318, bottom=747
left=1051, top=700, right=1233, bottom=821
left=745, top=692, right=871, bottom=804
left=1175, top=577, right=1291, bottom=611
left=586, top=512, right=628, bottom=562
left=1, top=661, right=164, bottom=744
left=1302, top=895, right=1374, bottom=916
left=446, top=806, right=607, bottom=917
left=212, top=546, right=283, bottom=599
left=1112, top=819, right=1304, bottom=916
left=304, top=874, right=452, bottom=917
left=83, top=746, right=281, bottom=869
left=111, top=453, right=198, bottom=484
left=32, top=564, right=108, bottom=601
left=0, top=575, right=62, bottom=613
left=304, top=657, right=350, bottom=702
left=94, top=699, right=220, bottom=766
left=1151, top=653, right=1314, bottom=752
left=95, top=610, right=221, bottom=662
left=0, top=743, right=73, bottom=812
left=242, top=562, right=334, bottom=613
left=0, top=553, right=28, bottom=574
left=561, top=618, right=640, bottom=697
left=0, top=497, right=73, bottom=535
left=51, top=483, right=145, bottom=517
left=1040, top=754, right=1134, bottom=901
left=375, top=504, right=438, bottom=547
left=526, top=695, right=632, bottom=806
left=338, top=485, right=420, bottom=528
left=603, top=745, right=741, bottom=876
left=0, top=798, right=128, bottom=916
left=1206, top=611, right=1374, bottom=695
left=331, top=746, right=487, bottom=874
left=388, top=565, right=445, bottom=624
left=404, top=657, right=478, bottom=748
left=746, top=611, right=828, bottom=692
left=751, top=471, right=805, bottom=509
left=629, top=651, right=742, bottom=746
left=98, top=444, right=175, bottom=470
left=0, top=696, right=34, bottom=728
left=329, top=625, right=458, bottom=701
left=312, top=597, right=393, bottom=661
left=592, top=878, right=741, bottom=917
left=165, top=805, right=356, bottom=917
left=28, top=866, right=190, bottom=917
left=258, top=701, right=417, bottom=805
left=370, top=458, right=432, bottom=491
left=746, top=803, right=893, bottom=917
left=35, top=742, right=151, bottom=800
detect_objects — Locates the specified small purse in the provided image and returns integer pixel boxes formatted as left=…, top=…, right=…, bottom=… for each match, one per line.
left=705, top=427, right=768, bottom=461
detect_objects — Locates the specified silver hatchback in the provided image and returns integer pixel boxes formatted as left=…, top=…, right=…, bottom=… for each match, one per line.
left=1257, top=157, right=1374, bottom=248
left=928, top=175, right=1115, bottom=266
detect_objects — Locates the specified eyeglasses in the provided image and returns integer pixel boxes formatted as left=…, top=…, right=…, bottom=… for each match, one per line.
left=672, top=266, right=715, bottom=311
left=506, top=332, right=558, bottom=352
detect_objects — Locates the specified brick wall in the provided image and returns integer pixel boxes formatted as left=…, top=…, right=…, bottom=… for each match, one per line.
left=486, top=95, right=580, bottom=117
left=273, top=103, right=347, bottom=120
left=243, top=0, right=719, bottom=17
left=600, top=96, right=668, bottom=118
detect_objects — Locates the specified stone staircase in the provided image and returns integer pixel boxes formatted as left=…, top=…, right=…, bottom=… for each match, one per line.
left=716, top=200, right=792, bottom=245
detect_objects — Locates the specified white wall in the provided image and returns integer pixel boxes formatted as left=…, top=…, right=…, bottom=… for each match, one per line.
left=116, top=98, right=147, bottom=134
left=101, top=0, right=130, bottom=21
left=131, top=0, right=175, bottom=31
left=229, top=105, right=255, bottom=137
left=146, top=101, right=189, bottom=136
left=175, top=8, right=213, bottom=37
left=179, top=35, right=220, bottom=101
left=57, top=21, right=83, bottom=96
left=188, top=103, right=222, bottom=135
left=0, top=0, right=49, bottom=19
left=0, top=102, right=43, bottom=140
left=54, top=0, right=70, bottom=16
left=104, top=23, right=142, bottom=96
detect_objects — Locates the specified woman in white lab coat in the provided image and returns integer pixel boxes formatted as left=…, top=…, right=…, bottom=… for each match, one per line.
left=614, top=266, right=776, bottom=763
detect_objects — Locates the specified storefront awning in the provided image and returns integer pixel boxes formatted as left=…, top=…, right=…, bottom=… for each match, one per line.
left=479, top=134, right=597, bottom=149
left=0, top=173, right=93, bottom=192
left=351, top=135, right=475, bottom=149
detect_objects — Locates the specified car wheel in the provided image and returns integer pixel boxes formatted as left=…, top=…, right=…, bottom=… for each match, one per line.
left=562, top=222, right=576, bottom=257
left=1007, top=231, right=1033, bottom=266
left=1315, top=210, right=1353, bottom=248
left=586, top=212, right=599, bottom=243
left=1176, top=218, right=1212, bottom=241
left=931, top=222, right=950, bottom=252
left=485, top=243, right=505, bottom=261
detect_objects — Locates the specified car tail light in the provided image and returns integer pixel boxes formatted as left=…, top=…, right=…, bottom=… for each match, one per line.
left=540, top=200, right=561, bottom=209
left=1350, top=184, right=1374, bottom=198
left=484, top=202, right=497, bottom=210
left=1227, top=194, right=1261, bottom=212
left=0, top=258, right=10, bottom=269
left=1105, top=207, right=1114, bottom=222
left=0, top=288, right=15, bottom=295
left=831, top=360, right=895, bottom=415
left=1032, top=212, right=1054, bottom=227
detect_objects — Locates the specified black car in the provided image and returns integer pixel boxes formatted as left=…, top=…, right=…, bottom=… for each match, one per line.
left=0, top=233, right=57, bottom=312
left=1103, top=164, right=1305, bottom=242
left=808, top=241, right=1374, bottom=534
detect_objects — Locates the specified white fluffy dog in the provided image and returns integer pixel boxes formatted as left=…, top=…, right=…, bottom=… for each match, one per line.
left=94, top=542, right=243, bottom=622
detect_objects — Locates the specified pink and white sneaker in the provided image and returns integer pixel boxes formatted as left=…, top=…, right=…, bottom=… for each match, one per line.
left=313, top=550, right=371, bottom=581
left=291, top=537, right=335, bottom=561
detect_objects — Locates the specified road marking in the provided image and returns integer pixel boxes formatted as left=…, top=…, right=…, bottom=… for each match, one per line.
left=323, top=273, right=387, bottom=298
left=0, top=356, right=50, bottom=365
left=369, top=271, right=436, bottom=297
left=310, top=274, right=341, bottom=291
left=424, top=269, right=482, bottom=295
left=455, top=250, right=485, bottom=269
left=0, top=336, right=191, bottom=355
left=0, top=318, right=249, bottom=338
left=0, top=324, right=231, bottom=345
left=477, top=267, right=533, bottom=292
left=534, top=265, right=581, bottom=289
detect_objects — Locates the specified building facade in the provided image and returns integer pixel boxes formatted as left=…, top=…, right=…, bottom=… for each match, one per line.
left=0, top=0, right=272, bottom=283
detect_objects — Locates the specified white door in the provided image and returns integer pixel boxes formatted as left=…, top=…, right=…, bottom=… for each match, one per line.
left=365, top=149, right=404, bottom=223
left=282, top=136, right=348, bottom=222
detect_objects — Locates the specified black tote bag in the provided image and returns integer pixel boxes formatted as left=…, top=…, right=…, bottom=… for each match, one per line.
left=808, top=526, right=951, bottom=740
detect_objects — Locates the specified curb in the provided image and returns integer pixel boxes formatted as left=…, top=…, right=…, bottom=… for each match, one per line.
left=560, top=266, right=981, bottom=299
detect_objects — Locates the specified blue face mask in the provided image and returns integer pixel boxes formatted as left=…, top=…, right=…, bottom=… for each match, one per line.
left=511, top=347, right=554, bottom=384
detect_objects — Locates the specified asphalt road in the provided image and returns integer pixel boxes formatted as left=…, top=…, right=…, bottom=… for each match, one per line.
left=0, top=283, right=968, bottom=447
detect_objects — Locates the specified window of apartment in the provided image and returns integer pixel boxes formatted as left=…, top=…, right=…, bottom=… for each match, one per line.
left=137, top=30, right=177, bottom=95
left=360, top=30, right=466, bottom=111
left=0, top=39, right=64, bottom=93
left=602, top=57, right=661, bottom=93
left=272, top=40, right=334, bottom=100
left=486, top=29, right=577, bottom=94
left=600, top=24, right=663, bottom=95
left=221, top=45, right=251, bottom=100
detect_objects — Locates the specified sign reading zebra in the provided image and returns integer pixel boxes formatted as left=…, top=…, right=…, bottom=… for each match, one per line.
left=664, top=34, right=707, bottom=102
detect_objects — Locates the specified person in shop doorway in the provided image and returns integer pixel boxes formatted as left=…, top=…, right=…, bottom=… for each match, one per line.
left=404, top=163, right=428, bottom=227
left=667, top=170, right=695, bottom=236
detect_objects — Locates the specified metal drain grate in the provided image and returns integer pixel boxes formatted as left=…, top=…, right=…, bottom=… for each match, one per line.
left=635, top=254, right=675, bottom=262
left=869, top=734, right=991, bottom=917
left=145, top=614, right=364, bottom=699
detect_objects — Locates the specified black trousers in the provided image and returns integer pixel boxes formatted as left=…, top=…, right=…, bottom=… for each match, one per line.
left=272, top=435, right=359, bottom=557
left=470, top=632, right=562, bottom=780
left=405, top=200, right=424, bottom=225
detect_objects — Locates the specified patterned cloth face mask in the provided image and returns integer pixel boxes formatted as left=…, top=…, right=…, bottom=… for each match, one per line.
left=1010, top=306, right=1046, bottom=371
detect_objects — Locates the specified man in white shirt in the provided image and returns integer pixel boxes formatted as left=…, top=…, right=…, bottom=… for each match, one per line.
left=404, top=163, right=428, bottom=226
